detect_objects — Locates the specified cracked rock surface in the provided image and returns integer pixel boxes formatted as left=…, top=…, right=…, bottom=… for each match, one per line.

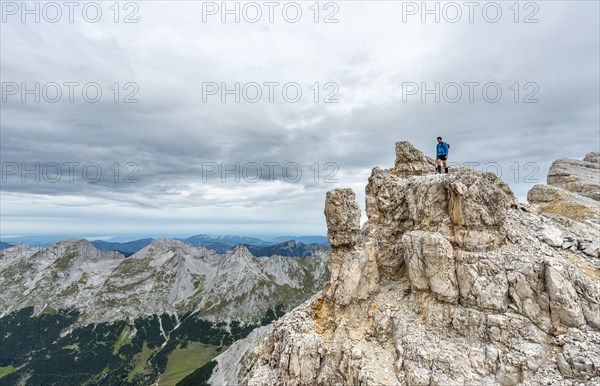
left=242, top=141, right=600, bottom=386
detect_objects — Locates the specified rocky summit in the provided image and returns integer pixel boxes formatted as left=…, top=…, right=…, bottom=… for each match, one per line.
left=241, top=141, right=600, bottom=386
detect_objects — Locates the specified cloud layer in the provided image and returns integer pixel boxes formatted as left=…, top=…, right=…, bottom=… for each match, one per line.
left=1, top=1, right=599, bottom=236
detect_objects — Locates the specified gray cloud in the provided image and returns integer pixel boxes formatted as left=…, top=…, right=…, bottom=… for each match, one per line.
left=1, top=1, right=598, bottom=236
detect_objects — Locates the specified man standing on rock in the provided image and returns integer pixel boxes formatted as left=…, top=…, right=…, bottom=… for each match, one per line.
left=436, top=136, right=450, bottom=174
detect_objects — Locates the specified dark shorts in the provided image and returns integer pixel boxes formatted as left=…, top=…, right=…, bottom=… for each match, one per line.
left=436, top=155, right=448, bottom=161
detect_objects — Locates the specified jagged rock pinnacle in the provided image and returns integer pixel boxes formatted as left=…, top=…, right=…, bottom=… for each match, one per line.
left=324, top=188, right=361, bottom=248
left=244, top=141, right=600, bottom=386
left=391, top=141, right=436, bottom=178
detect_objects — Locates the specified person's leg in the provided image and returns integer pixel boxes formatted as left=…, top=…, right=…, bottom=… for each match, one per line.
left=443, top=159, right=448, bottom=173
left=436, top=158, right=442, bottom=174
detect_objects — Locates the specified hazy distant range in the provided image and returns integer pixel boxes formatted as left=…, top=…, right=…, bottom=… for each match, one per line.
left=0, top=234, right=330, bottom=257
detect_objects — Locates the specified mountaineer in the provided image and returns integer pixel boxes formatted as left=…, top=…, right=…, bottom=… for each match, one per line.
left=435, top=136, right=450, bottom=174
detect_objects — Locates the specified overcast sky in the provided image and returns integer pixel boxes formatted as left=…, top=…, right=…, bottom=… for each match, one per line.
left=1, top=1, right=599, bottom=238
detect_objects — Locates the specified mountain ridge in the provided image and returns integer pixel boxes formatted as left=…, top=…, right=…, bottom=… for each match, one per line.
left=0, top=237, right=329, bottom=326
left=0, top=234, right=330, bottom=385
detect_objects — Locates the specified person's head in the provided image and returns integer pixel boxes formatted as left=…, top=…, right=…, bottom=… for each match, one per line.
left=437, top=136, right=442, bottom=142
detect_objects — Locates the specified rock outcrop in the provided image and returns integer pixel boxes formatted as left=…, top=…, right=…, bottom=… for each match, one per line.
left=546, top=152, right=600, bottom=201
left=528, top=151, right=600, bottom=261
left=391, top=141, right=436, bottom=178
left=528, top=151, right=600, bottom=226
left=527, top=184, right=600, bottom=222
left=209, top=325, right=275, bottom=386
left=242, top=142, right=600, bottom=386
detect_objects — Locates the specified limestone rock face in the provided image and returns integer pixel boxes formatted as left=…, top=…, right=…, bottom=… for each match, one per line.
left=584, top=152, right=600, bottom=164
left=324, top=188, right=361, bottom=248
left=528, top=151, right=600, bottom=261
left=403, top=231, right=458, bottom=303
left=547, top=153, right=600, bottom=201
left=528, top=184, right=600, bottom=223
left=391, top=141, right=436, bottom=178
left=209, top=325, right=274, bottom=386
left=243, top=142, right=600, bottom=386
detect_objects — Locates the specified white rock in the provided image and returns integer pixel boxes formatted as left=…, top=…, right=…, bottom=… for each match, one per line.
left=536, top=225, right=564, bottom=247
left=242, top=142, right=600, bottom=386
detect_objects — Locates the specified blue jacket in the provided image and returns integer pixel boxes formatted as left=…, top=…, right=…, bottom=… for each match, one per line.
left=436, top=141, right=449, bottom=156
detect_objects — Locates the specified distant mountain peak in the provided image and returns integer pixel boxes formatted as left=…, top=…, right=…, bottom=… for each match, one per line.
left=148, top=237, right=190, bottom=249
left=229, top=244, right=254, bottom=260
